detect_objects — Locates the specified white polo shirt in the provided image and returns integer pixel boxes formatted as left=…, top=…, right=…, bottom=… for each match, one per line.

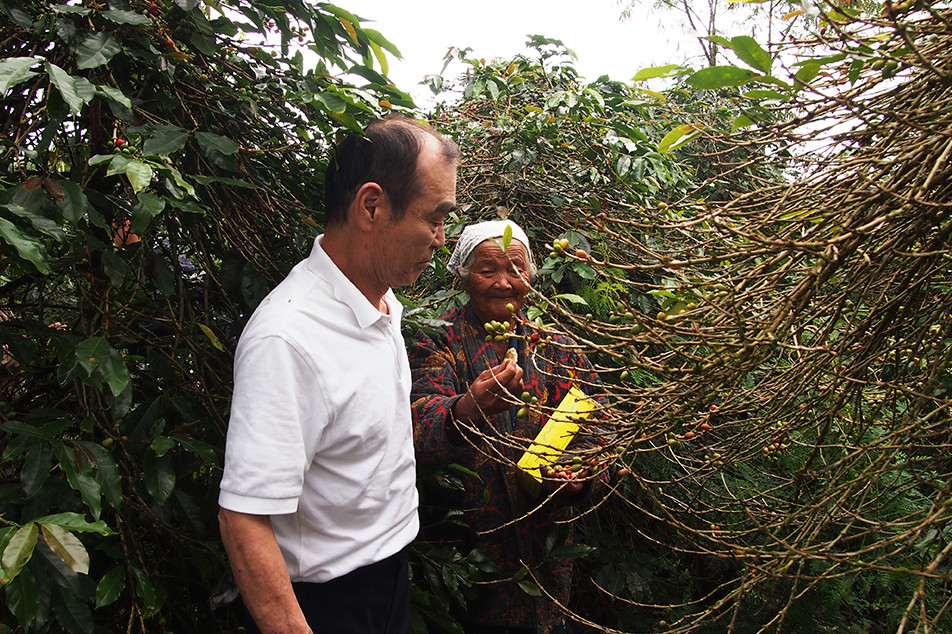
left=219, top=235, right=419, bottom=583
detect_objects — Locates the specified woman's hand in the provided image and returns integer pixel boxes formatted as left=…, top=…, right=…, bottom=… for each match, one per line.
left=543, top=469, right=588, bottom=498
left=454, top=359, right=524, bottom=424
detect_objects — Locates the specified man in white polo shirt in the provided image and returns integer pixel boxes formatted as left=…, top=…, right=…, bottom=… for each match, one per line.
left=218, top=115, right=459, bottom=633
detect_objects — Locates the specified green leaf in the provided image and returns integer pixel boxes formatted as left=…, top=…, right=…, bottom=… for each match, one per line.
left=75, top=32, right=121, bottom=70
left=106, top=154, right=132, bottom=176
left=732, top=114, right=755, bottom=130
left=5, top=568, right=38, bottom=629
left=487, top=78, right=500, bottom=101
left=198, top=323, right=226, bottom=351
left=95, top=566, right=126, bottom=608
left=705, top=35, right=732, bottom=48
left=100, top=348, right=132, bottom=396
left=4, top=3, right=34, bottom=27
left=313, top=91, right=348, bottom=114
left=552, top=293, right=588, bottom=305
left=0, top=57, right=40, bottom=96
left=151, top=436, right=176, bottom=458
left=52, top=4, right=92, bottom=15
left=77, top=441, right=122, bottom=510
left=54, top=444, right=103, bottom=520
left=364, top=27, right=401, bottom=57
left=100, top=248, right=132, bottom=287
left=52, top=588, right=94, bottom=634
left=143, top=125, right=188, bottom=156
left=21, top=443, right=52, bottom=499
left=730, top=35, right=772, bottom=73
left=1, top=419, right=72, bottom=442
left=178, top=437, right=219, bottom=463
left=516, top=578, right=542, bottom=596
left=72, top=75, right=97, bottom=103
left=742, top=89, right=788, bottom=101
left=56, top=180, right=90, bottom=223
left=88, top=154, right=114, bottom=166
left=125, top=160, right=154, bottom=193
left=131, top=565, right=162, bottom=615
left=631, top=64, right=687, bottom=82
left=193, top=175, right=258, bottom=189
left=144, top=450, right=176, bottom=505
left=368, top=39, right=388, bottom=76
left=615, top=154, right=631, bottom=177
left=32, top=513, right=115, bottom=536
left=687, top=66, right=760, bottom=90
left=659, top=124, right=702, bottom=153
left=132, top=191, right=166, bottom=234
left=74, top=337, right=111, bottom=376
left=795, top=62, right=822, bottom=88
left=4, top=202, right=65, bottom=241
left=38, top=523, right=89, bottom=575
left=195, top=131, right=239, bottom=156
left=0, top=216, right=51, bottom=274
left=1, top=523, right=38, bottom=580
left=101, top=9, right=153, bottom=25
left=95, top=84, right=132, bottom=110
left=161, top=165, right=197, bottom=198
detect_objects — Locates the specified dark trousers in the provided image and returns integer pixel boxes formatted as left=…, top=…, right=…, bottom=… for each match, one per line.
left=468, top=621, right=571, bottom=634
left=242, top=548, right=411, bottom=634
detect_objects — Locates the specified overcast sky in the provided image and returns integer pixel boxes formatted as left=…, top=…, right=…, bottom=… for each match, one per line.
left=338, top=0, right=696, bottom=103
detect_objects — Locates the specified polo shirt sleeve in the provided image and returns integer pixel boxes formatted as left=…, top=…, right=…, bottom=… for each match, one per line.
left=219, top=333, right=328, bottom=515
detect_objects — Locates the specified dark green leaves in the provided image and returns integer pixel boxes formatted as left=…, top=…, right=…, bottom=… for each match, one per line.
left=55, top=180, right=90, bottom=223
left=0, top=57, right=39, bottom=95
left=95, top=567, right=126, bottom=608
left=21, top=443, right=52, bottom=498
left=194, top=131, right=239, bottom=156
left=144, top=444, right=176, bottom=506
left=75, top=32, right=121, bottom=70
left=0, top=214, right=51, bottom=274
left=70, top=337, right=131, bottom=398
left=101, top=9, right=153, bottom=26
left=143, top=126, right=189, bottom=156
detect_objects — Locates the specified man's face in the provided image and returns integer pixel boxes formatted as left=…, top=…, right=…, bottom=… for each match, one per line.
left=376, top=136, right=457, bottom=288
left=462, top=240, right=532, bottom=324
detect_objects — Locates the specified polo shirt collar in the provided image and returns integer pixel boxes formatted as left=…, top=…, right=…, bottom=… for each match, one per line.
left=306, top=235, right=399, bottom=329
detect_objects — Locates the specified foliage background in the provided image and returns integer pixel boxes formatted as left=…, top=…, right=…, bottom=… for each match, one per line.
left=2, top=0, right=951, bottom=632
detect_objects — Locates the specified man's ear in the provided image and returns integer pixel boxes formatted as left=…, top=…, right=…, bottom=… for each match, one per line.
left=352, top=182, right=387, bottom=229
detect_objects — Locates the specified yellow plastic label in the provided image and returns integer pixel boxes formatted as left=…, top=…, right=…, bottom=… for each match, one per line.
left=516, top=386, right=596, bottom=496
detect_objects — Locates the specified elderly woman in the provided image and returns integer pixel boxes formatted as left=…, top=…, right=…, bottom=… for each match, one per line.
left=408, top=219, right=604, bottom=634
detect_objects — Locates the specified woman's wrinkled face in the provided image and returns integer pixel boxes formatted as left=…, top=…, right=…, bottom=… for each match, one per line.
left=463, top=239, right=531, bottom=326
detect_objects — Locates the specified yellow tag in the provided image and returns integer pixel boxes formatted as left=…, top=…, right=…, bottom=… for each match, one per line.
left=516, top=386, right=596, bottom=496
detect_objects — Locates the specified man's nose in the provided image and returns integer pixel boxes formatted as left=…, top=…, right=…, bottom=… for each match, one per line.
left=432, top=224, right=445, bottom=249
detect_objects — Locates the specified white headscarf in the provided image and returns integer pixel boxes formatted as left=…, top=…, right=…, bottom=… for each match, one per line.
left=447, top=220, right=534, bottom=279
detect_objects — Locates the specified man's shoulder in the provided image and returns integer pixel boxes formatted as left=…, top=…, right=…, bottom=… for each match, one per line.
left=240, top=270, right=342, bottom=340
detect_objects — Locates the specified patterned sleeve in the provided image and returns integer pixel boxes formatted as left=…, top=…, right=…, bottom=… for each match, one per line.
left=408, top=326, right=476, bottom=468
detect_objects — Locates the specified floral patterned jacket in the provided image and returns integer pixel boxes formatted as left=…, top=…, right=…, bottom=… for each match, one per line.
left=409, top=303, right=605, bottom=634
